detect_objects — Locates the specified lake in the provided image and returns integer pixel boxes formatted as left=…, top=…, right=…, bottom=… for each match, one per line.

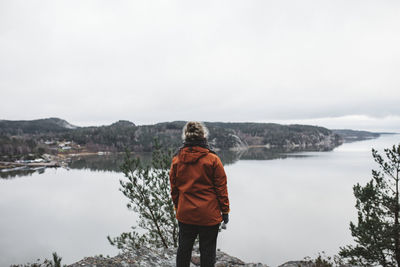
left=1, top=134, right=399, bottom=266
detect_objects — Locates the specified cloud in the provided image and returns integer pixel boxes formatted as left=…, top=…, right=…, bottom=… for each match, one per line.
left=1, top=0, right=399, bottom=129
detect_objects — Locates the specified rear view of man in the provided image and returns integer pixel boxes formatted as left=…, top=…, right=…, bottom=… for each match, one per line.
left=169, top=121, right=230, bottom=267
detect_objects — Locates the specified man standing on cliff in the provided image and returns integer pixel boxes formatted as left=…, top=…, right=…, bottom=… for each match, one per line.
left=169, top=121, right=230, bottom=267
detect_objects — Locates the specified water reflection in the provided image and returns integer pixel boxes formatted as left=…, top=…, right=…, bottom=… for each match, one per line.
left=67, top=149, right=314, bottom=172
left=67, top=147, right=323, bottom=170
left=70, top=153, right=138, bottom=172
left=234, top=147, right=316, bottom=161
left=0, top=168, right=45, bottom=179
left=0, top=147, right=328, bottom=179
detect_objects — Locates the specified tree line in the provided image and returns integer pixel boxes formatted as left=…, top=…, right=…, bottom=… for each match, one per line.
left=0, top=118, right=344, bottom=160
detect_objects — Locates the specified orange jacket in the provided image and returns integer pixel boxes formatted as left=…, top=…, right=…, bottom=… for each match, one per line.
left=169, top=146, right=230, bottom=226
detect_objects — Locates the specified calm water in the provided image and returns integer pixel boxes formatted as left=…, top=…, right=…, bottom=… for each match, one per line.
left=1, top=134, right=399, bottom=266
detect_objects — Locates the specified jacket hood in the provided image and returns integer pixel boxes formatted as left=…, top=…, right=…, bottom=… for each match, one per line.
left=178, top=146, right=209, bottom=164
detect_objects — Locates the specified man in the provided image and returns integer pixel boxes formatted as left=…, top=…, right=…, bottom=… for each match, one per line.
left=169, top=121, right=230, bottom=267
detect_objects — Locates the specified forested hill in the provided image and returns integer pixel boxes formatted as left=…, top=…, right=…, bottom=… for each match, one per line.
left=0, top=118, right=346, bottom=158
left=0, top=118, right=77, bottom=134
left=331, top=129, right=380, bottom=142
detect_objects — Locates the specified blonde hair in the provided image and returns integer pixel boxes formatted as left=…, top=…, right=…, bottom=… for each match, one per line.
left=182, top=121, right=209, bottom=140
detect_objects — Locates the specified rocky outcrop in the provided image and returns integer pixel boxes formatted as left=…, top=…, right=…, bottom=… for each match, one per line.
left=13, top=247, right=355, bottom=267
left=68, top=247, right=269, bottom=267
left=277, top=261, right=353, bottom=267
left=278, top=261, right=316, bottom=267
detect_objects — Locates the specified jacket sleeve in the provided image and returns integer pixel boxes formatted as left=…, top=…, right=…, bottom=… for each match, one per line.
left=169, top=161, right=179, bottom=209
left=213, top=156, right=230, bottom=214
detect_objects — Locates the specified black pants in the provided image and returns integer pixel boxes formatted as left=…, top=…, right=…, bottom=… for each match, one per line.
left=176, top=221, right=220, bottom=267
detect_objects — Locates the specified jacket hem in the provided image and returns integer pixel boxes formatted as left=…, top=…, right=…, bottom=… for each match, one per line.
left=177, top=217, right=223, bottom=226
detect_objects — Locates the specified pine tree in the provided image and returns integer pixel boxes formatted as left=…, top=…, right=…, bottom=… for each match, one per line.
left=108, top=140, right=178, bottom=250
left=340, top=144, right=400, bottom=266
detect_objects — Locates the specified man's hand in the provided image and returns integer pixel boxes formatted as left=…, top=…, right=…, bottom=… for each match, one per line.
left=222, top=213, right=229, bottom=224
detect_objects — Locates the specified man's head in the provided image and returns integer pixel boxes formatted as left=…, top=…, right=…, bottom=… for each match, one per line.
left=182, top=121, right=209, bottom=140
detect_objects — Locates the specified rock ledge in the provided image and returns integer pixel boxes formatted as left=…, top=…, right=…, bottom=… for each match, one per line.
left=67, top=247, right=269, bottom=267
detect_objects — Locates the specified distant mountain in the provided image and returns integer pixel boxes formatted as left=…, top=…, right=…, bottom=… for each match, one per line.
left=110, top=120, right=136, bottom=128
left=0, top=118, right=77, bottom=135
left=332, top=129, right=380, bottom=142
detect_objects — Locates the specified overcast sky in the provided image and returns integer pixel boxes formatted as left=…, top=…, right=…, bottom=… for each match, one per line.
left=1, top=0, right=400, bottom=131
